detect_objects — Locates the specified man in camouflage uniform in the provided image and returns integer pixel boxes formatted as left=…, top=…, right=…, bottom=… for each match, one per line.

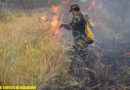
left=60, top=4, right=88, bottom=62
left=60, top=5, right=97, bottom=85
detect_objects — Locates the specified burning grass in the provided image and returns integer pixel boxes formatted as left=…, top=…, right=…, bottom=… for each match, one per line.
left=0, top=13, right=75, bottom=89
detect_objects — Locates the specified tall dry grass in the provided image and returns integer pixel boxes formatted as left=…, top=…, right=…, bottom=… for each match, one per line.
left=0, top=12, right=74, bottom=89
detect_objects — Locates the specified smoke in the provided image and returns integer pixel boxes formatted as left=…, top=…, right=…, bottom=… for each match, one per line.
left=76, top=1, right=130, bottom=87
left=2, top=0, right=129, bottom=57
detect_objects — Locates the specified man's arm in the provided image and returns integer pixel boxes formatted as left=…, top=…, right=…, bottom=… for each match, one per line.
left=60, top=23, right=72, bottom=30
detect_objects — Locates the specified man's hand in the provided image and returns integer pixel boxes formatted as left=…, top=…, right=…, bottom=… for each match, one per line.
left=59, top=23, right=72, bottom=30
left=59, top=24, right=64, bottom=29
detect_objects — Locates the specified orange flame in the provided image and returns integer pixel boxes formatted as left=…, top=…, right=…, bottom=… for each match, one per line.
left=96, top=52, right=101, bottom=57
left=51, top=16, right=59, bottom=28
left=52, top=5, right=59, bottom=14
left=124, top=52, right=130, bottom=56
left=51, top=6, right=60, bottom=30
left=41, top=13, right=46, bottom=21
left=41, top=0, right=70, bottom=39
left=48, top=0, right=51, bottom=4
left=88, top=0, right=103, bottom=11
left=51, top=5, right=64, bottom=38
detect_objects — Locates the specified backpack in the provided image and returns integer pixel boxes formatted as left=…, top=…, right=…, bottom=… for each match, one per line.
left=86, top=18, right=95, bottom=41
left=83, top=14, right=95, bottom=44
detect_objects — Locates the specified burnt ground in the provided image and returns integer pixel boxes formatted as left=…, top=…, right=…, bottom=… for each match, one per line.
left=43, top=40, right=130, bottom=90
left=63, top=42, right=130, bottom=90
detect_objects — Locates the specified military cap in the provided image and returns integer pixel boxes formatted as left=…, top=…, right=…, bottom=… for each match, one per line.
left=69, top=4, right=80, bottom=12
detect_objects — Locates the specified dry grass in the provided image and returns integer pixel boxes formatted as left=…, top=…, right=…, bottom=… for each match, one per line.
left=1, top=10, right=129, bottom=90
left=0, top=12, right=74, bottom=89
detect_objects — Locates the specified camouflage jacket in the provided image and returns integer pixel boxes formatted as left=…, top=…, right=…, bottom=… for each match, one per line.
left=63, top=12, right=86, bottom=38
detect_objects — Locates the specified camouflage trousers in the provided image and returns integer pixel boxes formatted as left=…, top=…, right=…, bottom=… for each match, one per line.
left=73, top=35, right=88, bottom=62
left=66, top=35, right=90, bottom=81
